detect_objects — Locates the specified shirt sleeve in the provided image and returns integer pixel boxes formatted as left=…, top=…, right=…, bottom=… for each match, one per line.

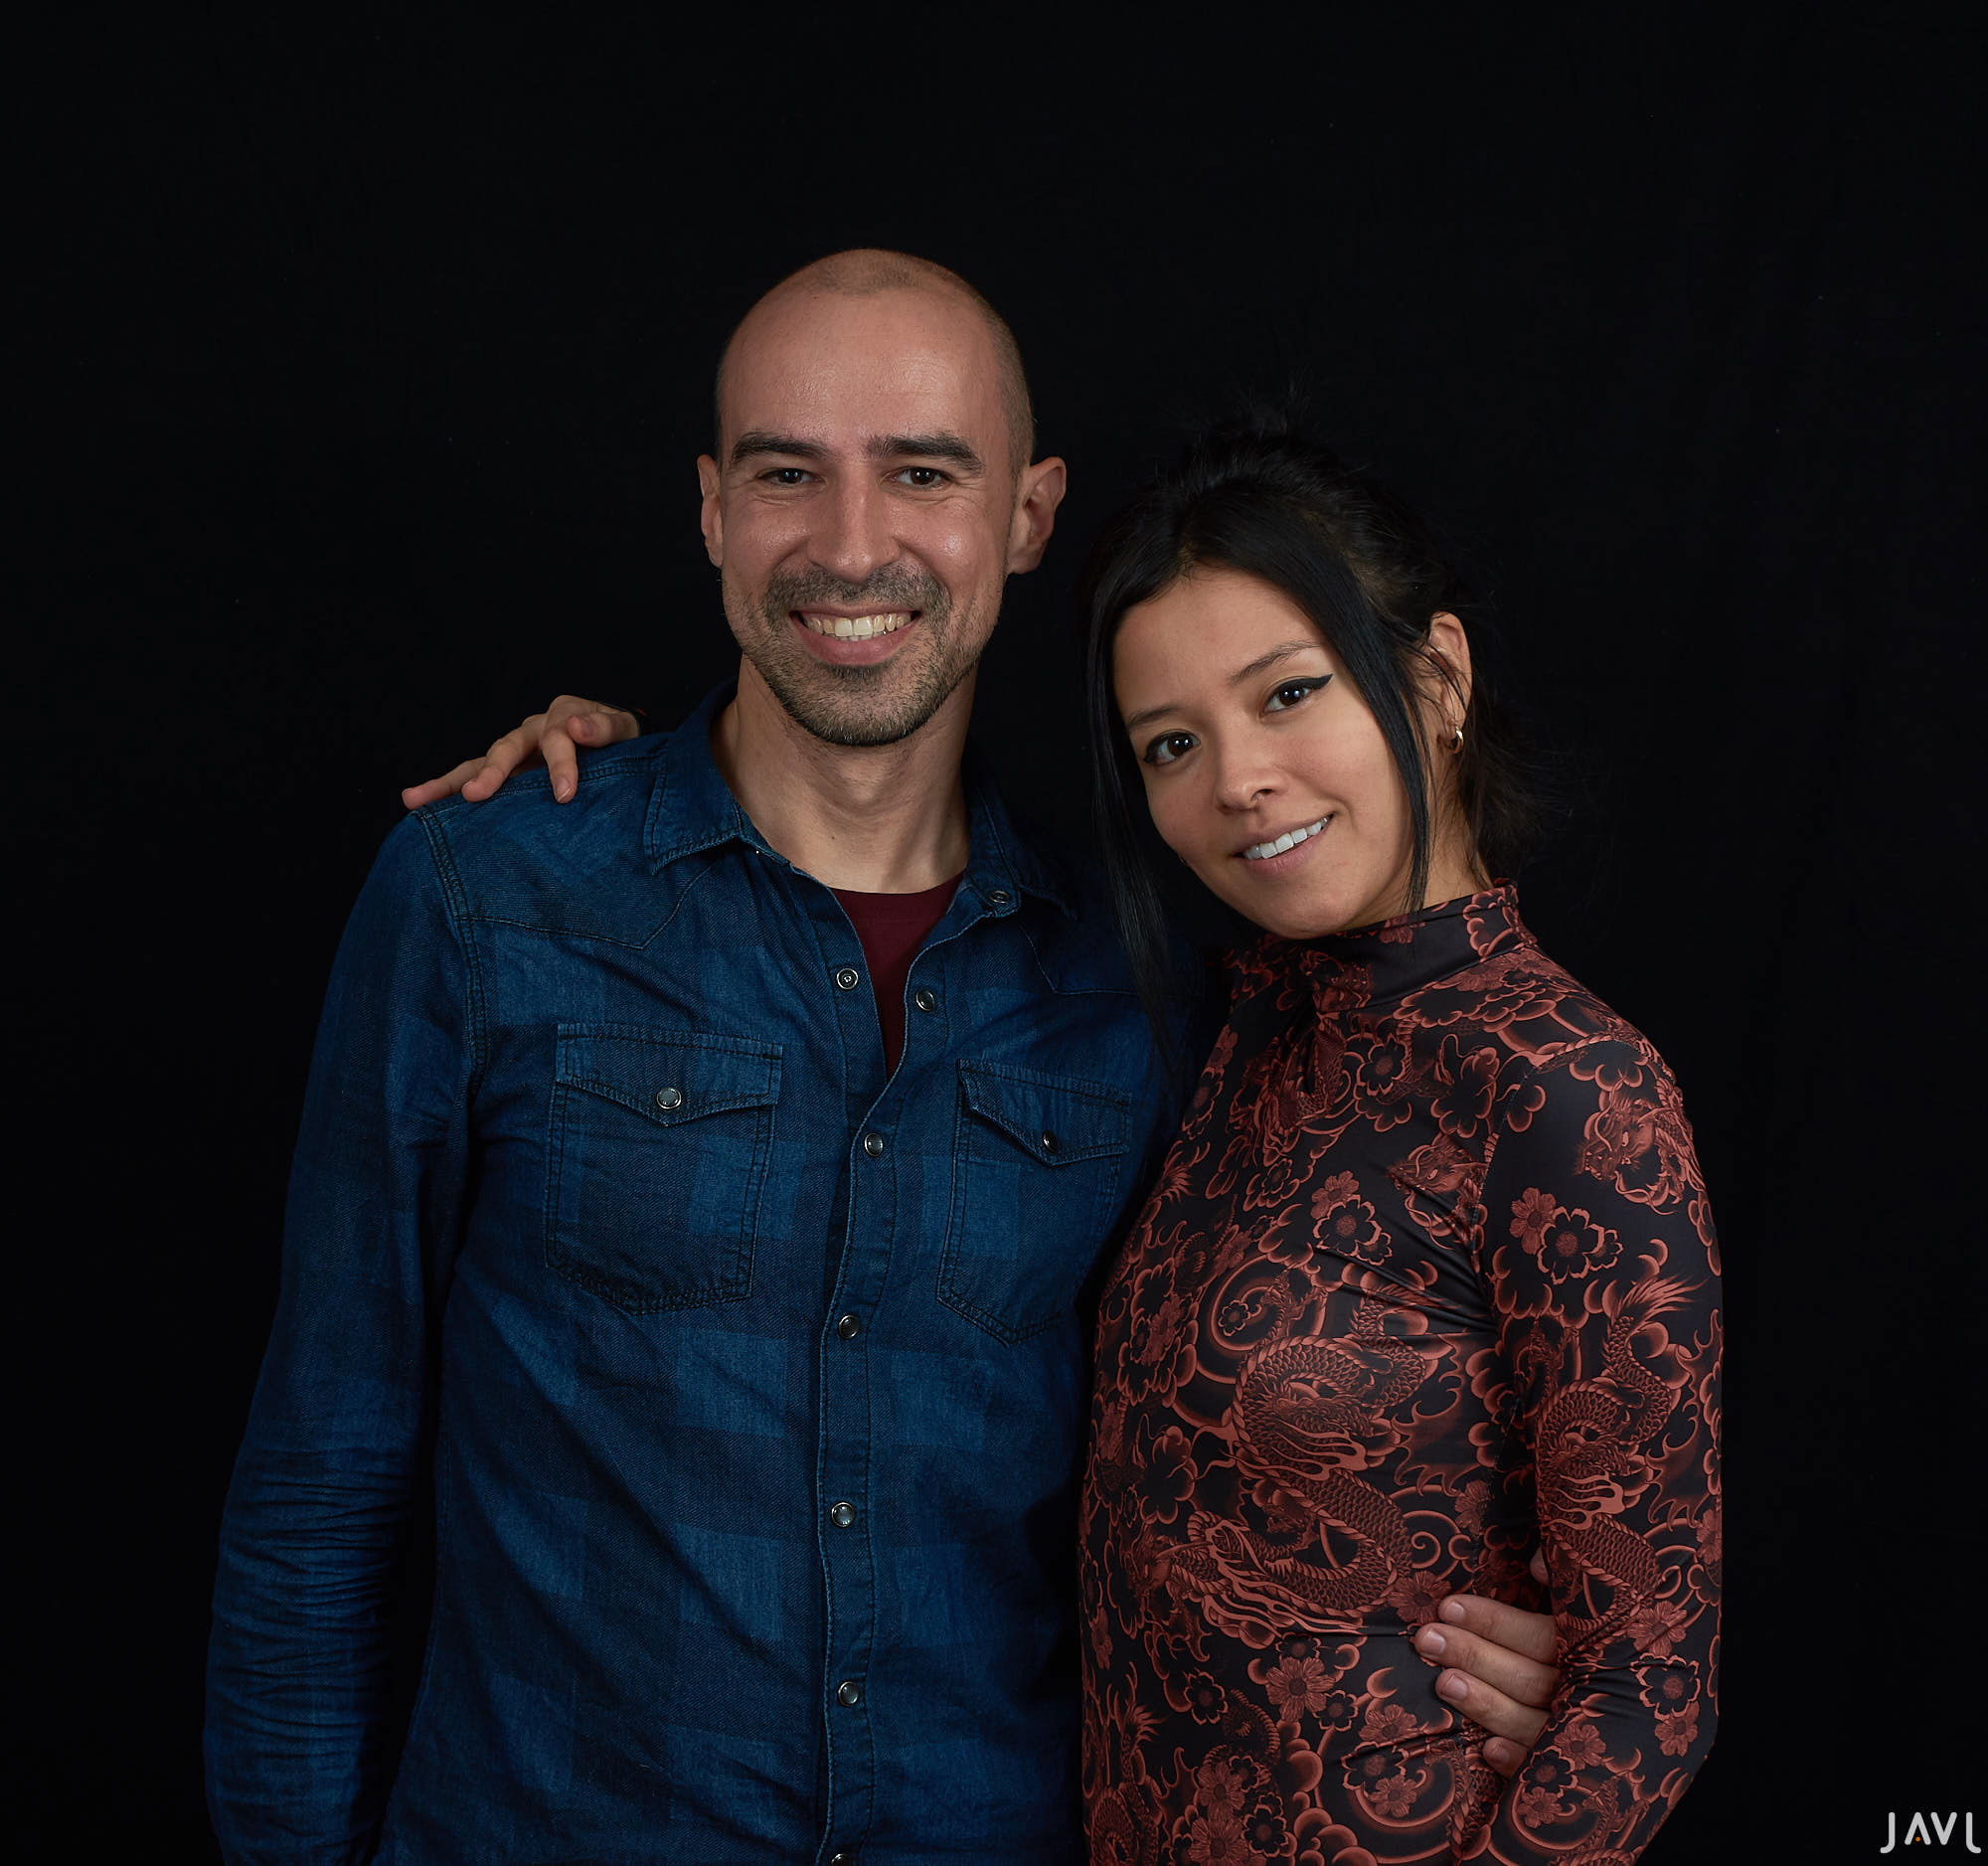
left=1472, top=1036, right=1722, bottom=1862
left=204, top=812, right=478, bottom=1864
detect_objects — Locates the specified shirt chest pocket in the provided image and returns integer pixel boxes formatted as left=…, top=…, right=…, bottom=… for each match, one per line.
left=939, top=1060, right=1132, bottom=1345
left=546, top=1025, right=782, bottom=1314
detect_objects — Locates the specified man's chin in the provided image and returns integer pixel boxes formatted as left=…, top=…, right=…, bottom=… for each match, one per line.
left=753, top=651, right=969, bottom=752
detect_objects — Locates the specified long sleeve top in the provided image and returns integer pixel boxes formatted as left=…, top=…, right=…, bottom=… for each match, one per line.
left=205, top=685, right=1176, bottom=1865
left=1079, top=887, right=1721, bottom=1864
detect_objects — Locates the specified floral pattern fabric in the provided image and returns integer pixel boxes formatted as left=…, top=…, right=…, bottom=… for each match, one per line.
left=1080, top=888, right=1721, bottom=1864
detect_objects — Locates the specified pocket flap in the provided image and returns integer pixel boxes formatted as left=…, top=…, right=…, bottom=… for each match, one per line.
left=957, top=1060, right=1130, bottom=1166
left=556, top=1024, right=781, bottom=1126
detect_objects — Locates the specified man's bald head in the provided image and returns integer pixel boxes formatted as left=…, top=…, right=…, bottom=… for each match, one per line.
left=715, top=249, right=1036, bottom=475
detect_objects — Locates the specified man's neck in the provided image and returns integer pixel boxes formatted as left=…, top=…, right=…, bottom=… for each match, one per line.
left=711, top=660, right=974, bottom=894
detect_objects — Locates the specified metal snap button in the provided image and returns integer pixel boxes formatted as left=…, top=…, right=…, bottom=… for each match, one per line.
left=829, top=1500, right=856, bottom=1529
left=987, top=888, right=1011, bottom=906
left=1041, top=1130, right=1060, bottom=1154
left=834, top=965, right=860, bottom=991
left=861, top=1131, right=886, bottom=1159
left=654, top=1087, right=684, bottom=1110
left=912, top=988, right=937, bottom=1013
left=836, top=1313, right=861, bottom=1340
left=836, top=1679, right=863, bottom=1708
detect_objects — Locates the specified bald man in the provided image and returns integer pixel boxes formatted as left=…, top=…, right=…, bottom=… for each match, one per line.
left=208, top=252, right=1557, bottom=1866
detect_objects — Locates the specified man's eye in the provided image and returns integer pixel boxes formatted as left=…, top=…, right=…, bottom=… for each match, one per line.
left=896, top=466, right=950, bottom=488
left=762, top=467, right=812, bottom=486
left=1264, top=676, right=1330, bottom=713
left=1142, top=732, right=1198, bottom=767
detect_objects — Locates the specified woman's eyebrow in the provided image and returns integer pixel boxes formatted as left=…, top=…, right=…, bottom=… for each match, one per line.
left=1228, top=640, right=1321, bottom=685
left=1121, top=698, right=1179, bottom=733
left=1121, top=642, right=1324, bottom=734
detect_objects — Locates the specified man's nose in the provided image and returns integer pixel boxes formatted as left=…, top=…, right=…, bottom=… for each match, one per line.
left=811, top=475, right=893, bottom=585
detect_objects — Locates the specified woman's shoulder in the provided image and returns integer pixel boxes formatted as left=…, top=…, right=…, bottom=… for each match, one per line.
left=1401, top=921, right=1670, bottom=1087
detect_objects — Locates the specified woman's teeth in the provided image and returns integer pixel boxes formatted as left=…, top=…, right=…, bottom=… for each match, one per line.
left=1242, top=815, right=1331, bottom=861
left=803, top=612, right=912, bottom=639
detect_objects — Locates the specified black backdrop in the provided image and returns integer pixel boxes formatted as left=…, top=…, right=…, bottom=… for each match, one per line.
left=20, top=15, right=1984, bottom=1858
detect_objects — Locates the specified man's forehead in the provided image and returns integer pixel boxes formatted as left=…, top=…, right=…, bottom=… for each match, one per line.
left=722, top=289, right=1004, bottom=431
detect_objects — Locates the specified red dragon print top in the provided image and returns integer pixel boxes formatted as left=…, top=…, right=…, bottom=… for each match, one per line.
left=1080, top=888, right=1721, bottom=1866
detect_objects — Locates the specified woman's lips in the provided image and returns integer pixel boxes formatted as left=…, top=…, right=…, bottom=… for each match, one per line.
left=1240, top=813, right=1333, bottom=864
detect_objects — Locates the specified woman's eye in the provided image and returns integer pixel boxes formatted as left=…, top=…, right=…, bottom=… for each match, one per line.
left=1264, top=675, right=1330, bottom=713
left=1142, top=731, right=1198, bottom=767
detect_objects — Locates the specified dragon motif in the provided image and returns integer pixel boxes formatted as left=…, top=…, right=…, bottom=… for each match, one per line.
left=1169, top=1294, right=1426, bottom=1630
left=1536, top=1275, right=1696, bottom=1649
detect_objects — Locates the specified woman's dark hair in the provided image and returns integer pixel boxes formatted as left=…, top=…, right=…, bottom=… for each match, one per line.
left=1079, top=415, right=1538, bottom=1075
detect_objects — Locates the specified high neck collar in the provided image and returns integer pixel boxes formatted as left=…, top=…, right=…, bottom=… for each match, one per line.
left=1242, top=884, right=1530, bottom=1012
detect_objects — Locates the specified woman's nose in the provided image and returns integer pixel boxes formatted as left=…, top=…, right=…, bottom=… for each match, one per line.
left=1209, top=742, right=1280, bottom=812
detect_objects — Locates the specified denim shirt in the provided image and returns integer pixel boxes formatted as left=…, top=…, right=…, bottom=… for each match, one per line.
left=206, top=685, right=1178, bottom=1866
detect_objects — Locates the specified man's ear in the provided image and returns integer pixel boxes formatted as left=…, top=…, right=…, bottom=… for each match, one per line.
left=1425, top=610, right=1475, bottom=727
left=697, top=455, right=724, bottom=567
left=1005, top=455, right=1068, bottom=575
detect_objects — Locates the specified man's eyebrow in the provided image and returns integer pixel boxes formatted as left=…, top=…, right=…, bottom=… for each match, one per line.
left=866, top=432, right=984, bottom=473
left=1120, top=642, right=1323, bottom=735
left=730, top=431, right=829, bottom=466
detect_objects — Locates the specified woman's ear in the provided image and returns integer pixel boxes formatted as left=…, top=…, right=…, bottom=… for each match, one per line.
left=1423, top=611, right=1475, bottom=734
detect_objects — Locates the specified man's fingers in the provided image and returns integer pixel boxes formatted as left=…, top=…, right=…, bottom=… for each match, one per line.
left=1530, top=1548, right=1550, bottom=1586
left=1415, top=1619, right=1560, bottom=1711
left=1437, top=1591, right=1560, bottom=1667
left=1481, top=1736, right=1527, bottom=1779
left=1431, top=1663, right=1551, bottom=1747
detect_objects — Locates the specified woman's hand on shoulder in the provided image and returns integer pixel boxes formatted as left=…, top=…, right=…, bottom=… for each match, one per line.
left=401, top=696, right=644, bottom=809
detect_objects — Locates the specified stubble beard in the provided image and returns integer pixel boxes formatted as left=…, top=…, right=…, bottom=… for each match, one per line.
left=728, top=565, right=986, bottom=749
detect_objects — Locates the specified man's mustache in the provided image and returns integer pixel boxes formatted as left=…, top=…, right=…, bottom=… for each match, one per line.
left=763, top=567, right=948, bottom=614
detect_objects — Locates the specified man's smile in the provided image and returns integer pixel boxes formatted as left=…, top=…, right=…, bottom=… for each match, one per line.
left=797, top=609, right=916, bottom=639
left=788, top=606, right=926, bottom=665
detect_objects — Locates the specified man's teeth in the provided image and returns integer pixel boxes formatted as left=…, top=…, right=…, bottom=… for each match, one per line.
left=1242, top=815, right=1331, bottom=861
left=804, top=612, right=912, bottom=639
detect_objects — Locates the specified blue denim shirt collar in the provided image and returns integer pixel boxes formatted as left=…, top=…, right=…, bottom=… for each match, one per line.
left=642, top=680, right=1077, bottom=920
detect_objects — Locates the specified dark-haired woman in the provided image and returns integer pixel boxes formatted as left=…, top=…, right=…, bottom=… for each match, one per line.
left=1075, top=428, right=1719, bottom=1863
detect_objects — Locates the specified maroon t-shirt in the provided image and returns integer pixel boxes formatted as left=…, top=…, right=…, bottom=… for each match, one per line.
left=831, top=875, right=960, bottom=1072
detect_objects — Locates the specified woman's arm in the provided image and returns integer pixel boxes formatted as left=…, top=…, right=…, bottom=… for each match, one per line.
left=1475, top=1036, right=1722, bottom=1861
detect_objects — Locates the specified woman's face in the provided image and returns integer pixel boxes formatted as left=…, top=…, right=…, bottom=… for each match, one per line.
left=1112, top=566, right=1476, bottom=939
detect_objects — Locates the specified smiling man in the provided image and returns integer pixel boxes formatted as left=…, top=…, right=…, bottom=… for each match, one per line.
left=206, top=252, right=1557, bottom=1866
